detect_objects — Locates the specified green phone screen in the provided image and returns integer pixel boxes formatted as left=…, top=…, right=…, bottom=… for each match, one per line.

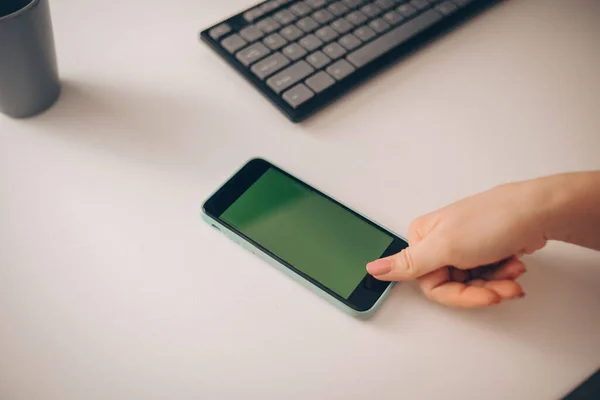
left=220, top=168, right=394, bottom=299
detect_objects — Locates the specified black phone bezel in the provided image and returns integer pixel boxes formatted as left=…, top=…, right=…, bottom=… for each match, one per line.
left=203, top=158, right=408, bottom=312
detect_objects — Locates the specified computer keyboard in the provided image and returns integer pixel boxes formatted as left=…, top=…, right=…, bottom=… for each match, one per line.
left=200, top=0, right=493, bottom=122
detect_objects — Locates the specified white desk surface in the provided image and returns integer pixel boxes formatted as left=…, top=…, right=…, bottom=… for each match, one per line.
left=1, top=0, right=599, bottom=399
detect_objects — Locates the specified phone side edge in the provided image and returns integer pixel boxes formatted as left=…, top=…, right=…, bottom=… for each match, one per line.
left=201, top=212, right=389, bottom=319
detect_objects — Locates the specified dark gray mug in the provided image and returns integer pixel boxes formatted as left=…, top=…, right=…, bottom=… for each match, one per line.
left=0, top=0, right=60, bottom=118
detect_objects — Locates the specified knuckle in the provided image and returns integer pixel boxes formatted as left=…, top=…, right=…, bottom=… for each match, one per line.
left=408, top=221, right=420, bottom=239
left=398, top=248, right=417, bottom=277
left=421, top=286, right=437, bottom=301
left=408, top=218, right=421, bottom=232
left=408, top=213, right=440, bottom=243
left=408, top=218, right=426, bottom=242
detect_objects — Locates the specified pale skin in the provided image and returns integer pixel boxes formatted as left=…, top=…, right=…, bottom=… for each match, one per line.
left=366, top=171, right=600, bottom=308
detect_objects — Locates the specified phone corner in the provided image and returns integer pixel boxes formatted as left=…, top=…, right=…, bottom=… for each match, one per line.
left=245, top=156, right=268, bottom=167
left=201, top=211, right=218, bottom=229
left=355, top=282, right=397, bottom=320
left=200, top=201, right=211, bottom=219
left=349, top=308, right=376, bottom=320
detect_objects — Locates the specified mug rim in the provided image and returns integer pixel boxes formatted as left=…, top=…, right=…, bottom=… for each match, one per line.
left=0, top=0, right=40, bottom=21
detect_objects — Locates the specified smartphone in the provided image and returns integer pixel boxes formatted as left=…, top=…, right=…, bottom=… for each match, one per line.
left=202, top=158, right=408, bottom=318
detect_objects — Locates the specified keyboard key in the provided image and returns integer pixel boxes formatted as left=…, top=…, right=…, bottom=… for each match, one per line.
left=375, top=0, right=395, bottom=10
left=361, top=4, right=382, bottom=18
left=396, top=4, right=417, bottom=17
left=267, top=60, right=315, bottom=93
left=306, top=50, right=332, bottom=68
left=369, top=18, right=390, bottom=33
left=299, top=34, right=324, bottom=51
left=383, top=10, right=404, bottom=25
left=436, top=1, right=457, bottom=15
left=343, top=0, right=364, bottom=8
left=257, top=18, right=282, bottom=33
left=323, top=42, right=347, bottom=59
left=244, top=8, right=265, bottom=22
left=283, top=43, right=308, bottom=60
left=328, top=2, right=350, bottom=16
left=240, top=25, right=264, bottom=42
left=316, top=26, right=340, bottom=42
left=297, top=16, right=320, bottom=32
left=313, top=9, right=335, bottom=24
left=236, top=42, right=271, bottom=65
left=263, top=33, right=288, bottom=50
left=354, top=26, right=376, bottom=41
left=346, top=10, right=368, bottom=25
left=306, top=0, right=327, bottom=7
left=283, top=84, right=314, bottom=108
left=347, top=9, right=442, bottom=67
left=291, top=2, right=313, bottom=16
left=280, top=25, right=304, bottom=40
left=251, top=52, right=291, bottom=79
left=410, top=0, right=431, bottom=10
left=261, top=1, right=281, bottom=13
left=331, top=18, right=353, bottom=34
left=222, top=34, right=247, bottom=53
left=327, top=59, right=355, bottom=80
left=209, top=24, right=231, bottom=40
left=274, top=9, right=297, bottom=24
left=306, top=71, right=336, bottom=93
left=339, top=33, right=362, bottom=50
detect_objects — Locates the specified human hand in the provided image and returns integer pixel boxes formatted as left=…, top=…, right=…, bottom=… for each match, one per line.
left=367, top=181, right=550, bottom=308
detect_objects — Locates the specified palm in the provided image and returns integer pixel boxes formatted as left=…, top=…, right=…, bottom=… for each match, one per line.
left=417, top=258, right=526, bottom=308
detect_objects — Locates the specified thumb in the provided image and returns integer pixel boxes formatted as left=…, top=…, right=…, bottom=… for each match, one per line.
left=366, top=238, right=448, bottom=281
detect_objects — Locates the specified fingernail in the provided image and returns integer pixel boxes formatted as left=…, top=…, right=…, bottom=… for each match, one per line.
left=512, top=266, right=527, bottom=279
left=367, top=259, right=392, bottom=276
left=519, top=265, right=527, bottom=273
left=511, top=292, right=526, bottom=300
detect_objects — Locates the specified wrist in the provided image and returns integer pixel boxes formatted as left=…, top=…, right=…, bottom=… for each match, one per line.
left=534, top=175, right=566, bottom=242
left=511, top=174, right=570, bottom=243
left=527, top=172, right=595, bottom=244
